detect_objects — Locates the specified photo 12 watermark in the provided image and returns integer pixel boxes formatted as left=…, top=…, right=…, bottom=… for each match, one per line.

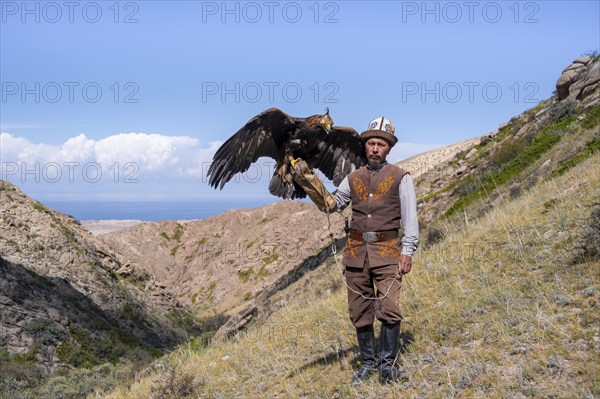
left=199, top=160, right=339, bottom=187
left=396, top=160, right=457, bottom=181
left=416, top=238, right=543, bottom=263
left=1, top=161, right=140, bottom=184
left=241, top=319, right=352, bottom=348
left=1, top=82, right=140, bottom=104
left=200, top=1, right=339, bottom=23
left=401, top=81, right=540, bottom=104
left=1, top=1, right=140, bottom=23
left=400, top=1, right=540, bottom=24
left=201, top=81, right=339, bottom=104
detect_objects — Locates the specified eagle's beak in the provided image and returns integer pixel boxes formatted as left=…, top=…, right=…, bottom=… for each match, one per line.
left=325, top=123, right=332, bottom=133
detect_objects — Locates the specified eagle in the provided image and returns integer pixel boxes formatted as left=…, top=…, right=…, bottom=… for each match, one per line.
left=207, top=107, right=365, bottom=199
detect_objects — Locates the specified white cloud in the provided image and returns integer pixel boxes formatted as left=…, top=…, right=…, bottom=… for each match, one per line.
left=0, top=132, right=57, bottom=164
left=94, top=133, right=200, bottom=172
left=1, top=132, right=218, bottom=179
left=56, top=133, right=95, bottom=163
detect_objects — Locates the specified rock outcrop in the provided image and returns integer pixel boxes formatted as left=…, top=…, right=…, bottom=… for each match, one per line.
left=556, top=55, right=600, bottom=104
left=211, top=303, right=258, bottom=342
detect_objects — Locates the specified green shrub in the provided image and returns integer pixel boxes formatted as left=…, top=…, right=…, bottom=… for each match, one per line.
left=581, top=103, right=600, bottom=129
left=445, top=116, right=575, bottom=217
left=262, top=253, right=279, bottom=264
left=490, top=136, right=528, bottom=168
left=149, top=362, right=202, bottom=399
left=507, top=116, right=525, bottom=134
left=547, top=99, right=579, bottom=123
left=0, top=355, right=45, bottom=398
left=170, top=244, right=181, bottom=256
left=34, top=363, right=133, bottom=399
left=172, top=224, right=185, bottom=241
left=32, top=202, right=50, bottom=214
left=238, top=268, right=254, bottom=283
left=547, top=135, right=600, bottom=180
left=579, top=204, right=600, bottom=260
left=256, top=264, right=269, bottom=279
left=423, top=225, right=445, bottom=248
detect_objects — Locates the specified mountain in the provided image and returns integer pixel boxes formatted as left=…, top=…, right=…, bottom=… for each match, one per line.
left=1, top=54, right=598, bottom=398
left=97, top=201, right=347, bottom=321
left=71, top=54, right=600, bottom=344
left=0, top=182, right=202, bottom=380
left=100, top=55, right=600, bottom=399
left=103, top=151, right=600, bottom=399
left=410, top=55, right=599, bottom=245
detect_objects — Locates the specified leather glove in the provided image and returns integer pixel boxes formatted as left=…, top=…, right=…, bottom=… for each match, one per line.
left=289, top=158, right=337, bottom=213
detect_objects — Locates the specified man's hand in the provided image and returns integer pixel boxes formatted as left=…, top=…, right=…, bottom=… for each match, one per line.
left=398, top=254, right=412, bottom=275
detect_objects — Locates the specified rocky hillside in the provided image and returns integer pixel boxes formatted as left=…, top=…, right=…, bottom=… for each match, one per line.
left=0, top=181, right=201, bottom=378
left=100, top=55, right=600, bottom=399
left=97, top=57, right=600, bottom=399
left=98, top=55, right=600, bottom=327
left=98, top=202, right=346, bottom=319
left=1, top=55, right=598, bottom=398
left=410, top=55, right=599, bottom=244
left=103, top=115, right=600, bottom=399
left=399, top=137, right=482, bottom=180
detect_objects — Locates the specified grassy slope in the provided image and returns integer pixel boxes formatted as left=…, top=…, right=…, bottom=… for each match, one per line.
left=417, top=101, right=600, bottom=228
left=102, top=152, right=599, bottom=398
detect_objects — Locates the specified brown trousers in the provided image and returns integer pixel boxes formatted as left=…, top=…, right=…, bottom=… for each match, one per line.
left=345, top=257, right=403, bottom=328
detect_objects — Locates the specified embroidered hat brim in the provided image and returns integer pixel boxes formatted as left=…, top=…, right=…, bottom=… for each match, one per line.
left=360, top=130, right=398, bottom=146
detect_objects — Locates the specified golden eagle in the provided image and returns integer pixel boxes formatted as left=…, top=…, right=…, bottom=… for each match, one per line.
left=207, top=107, right=365, bottom=199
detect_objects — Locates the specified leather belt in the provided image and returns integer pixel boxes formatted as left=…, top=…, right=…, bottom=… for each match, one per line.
left=348, top=229, right=398, bottom=243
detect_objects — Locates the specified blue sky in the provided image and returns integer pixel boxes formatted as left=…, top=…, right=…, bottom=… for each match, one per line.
left=1, top=1, right=599, bottom=217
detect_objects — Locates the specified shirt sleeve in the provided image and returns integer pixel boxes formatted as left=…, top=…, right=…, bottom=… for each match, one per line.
left=333, top=176, right=351, bottom=212
left=399, top=174, right=419, bottom=256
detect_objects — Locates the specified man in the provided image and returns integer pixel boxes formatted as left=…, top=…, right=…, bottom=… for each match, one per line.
left=291, top=116, right=419, bottom=384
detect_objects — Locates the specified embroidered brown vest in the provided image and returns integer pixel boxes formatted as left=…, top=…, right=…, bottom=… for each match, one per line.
left=342, top=164, right=409, bottom=268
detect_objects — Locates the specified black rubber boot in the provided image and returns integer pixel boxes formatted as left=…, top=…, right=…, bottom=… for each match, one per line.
left=351, top=325, right=377, bottom=384
left=379, top=322, right=408, bottom=384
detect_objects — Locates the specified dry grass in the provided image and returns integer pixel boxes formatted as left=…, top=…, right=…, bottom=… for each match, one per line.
left=100, top=153, right=600, bottom=399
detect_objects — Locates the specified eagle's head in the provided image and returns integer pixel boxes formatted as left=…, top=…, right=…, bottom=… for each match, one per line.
left=318, top=107, right=333, bottom=134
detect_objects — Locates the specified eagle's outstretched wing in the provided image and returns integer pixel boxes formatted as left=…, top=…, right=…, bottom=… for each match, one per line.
left=207, top=108, right=295, bottom=189
left=315, top=126, right=365, bottom=186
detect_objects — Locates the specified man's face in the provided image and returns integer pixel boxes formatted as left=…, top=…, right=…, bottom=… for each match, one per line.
left=365, top=137, right=391, bottom=167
